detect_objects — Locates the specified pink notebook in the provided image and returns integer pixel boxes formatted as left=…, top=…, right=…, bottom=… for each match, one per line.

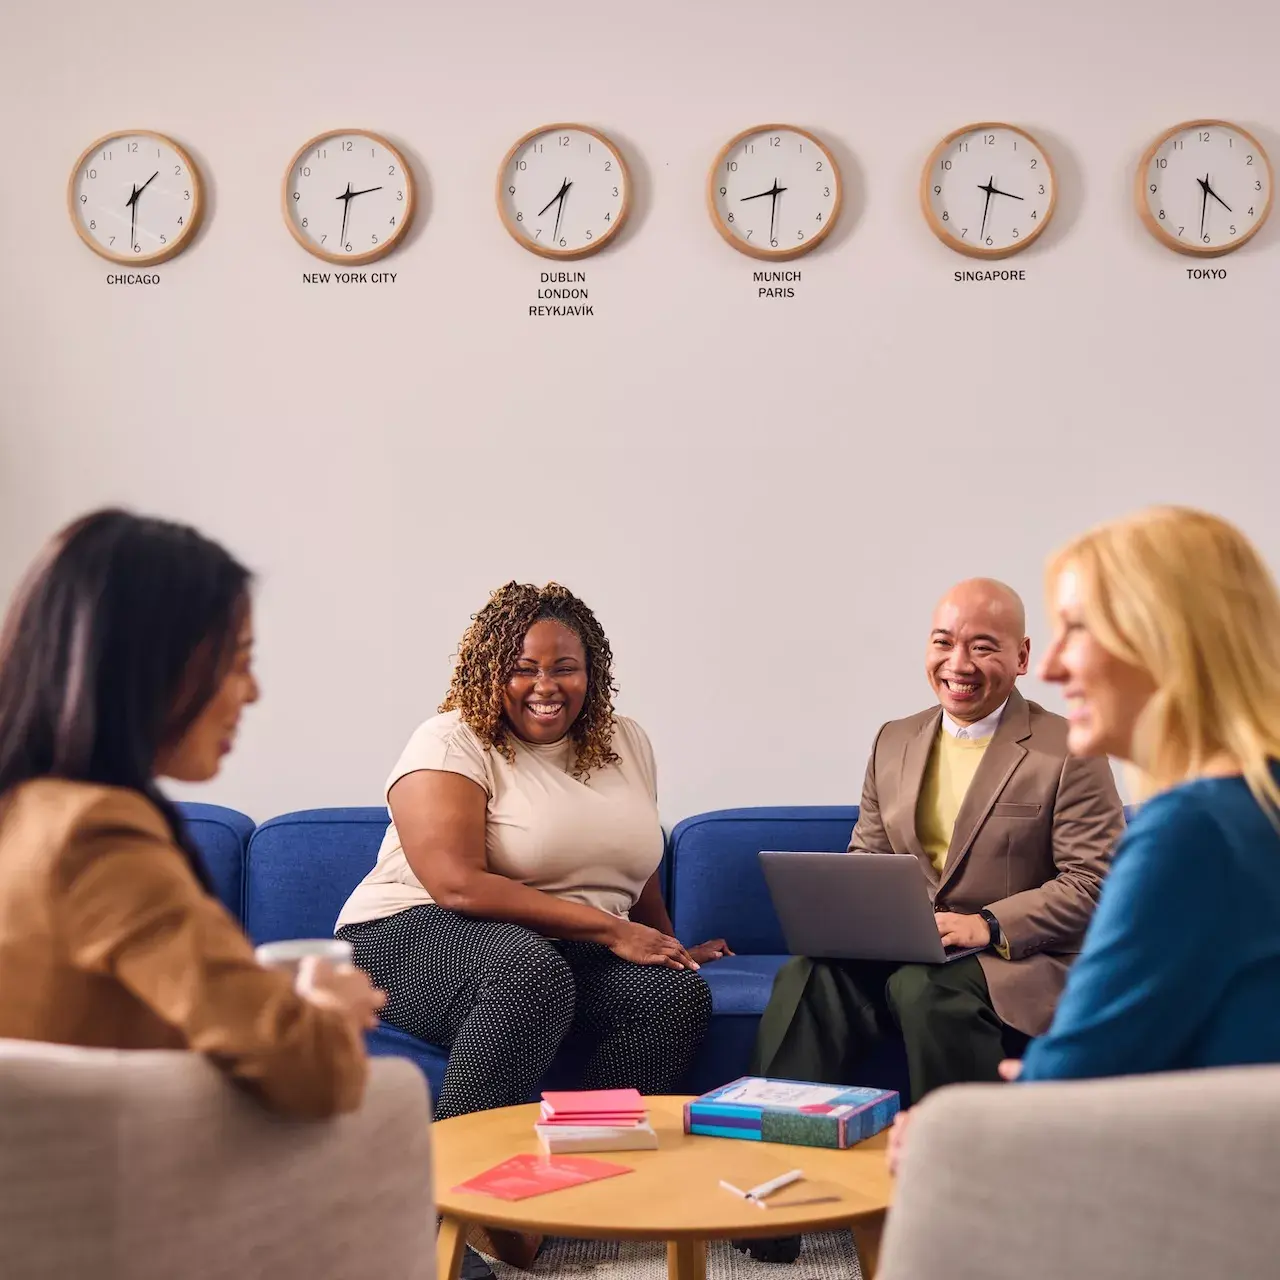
left=452, top=1154, right=633, bottom=1201
left=541, top=1089, right=645, bottom=1119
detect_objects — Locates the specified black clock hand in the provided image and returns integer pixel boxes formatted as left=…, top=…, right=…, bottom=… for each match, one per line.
left=553, top=179, right=571, bottom=242
left=1198, top=175, right=1210, bottom=240
left=1204, top=176, right=1232, bottom=213
left=336, top=182, right=354, bottom=245
left=770, top=178, right=781, bottom=242
left=125, top=182, right=139, bottom=250
left=978, top=177, right=995, bottom=242
left=349, top=185, right=383, bottom=198
left=136, top=170, right=159, bottom=199
left=988, top=181, right=1024, bottom=201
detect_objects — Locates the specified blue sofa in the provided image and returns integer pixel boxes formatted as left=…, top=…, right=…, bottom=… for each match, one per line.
left=178, top=801, right=909, bottom=1102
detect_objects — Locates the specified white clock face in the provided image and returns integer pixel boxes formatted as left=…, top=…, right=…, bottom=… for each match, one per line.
left=284, top=131, right=414, bottom=264
left=710, top=126, right=841, bottom=259
left=69, top=132, right=201, bottom=265
left=1140, top=122, right=1272, bottom=256
left=924, top=124, right=1055, bottom=258
left=498, top=125, right=629, bottom=258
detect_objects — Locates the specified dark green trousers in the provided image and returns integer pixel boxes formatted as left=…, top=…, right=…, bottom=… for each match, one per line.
left=750, top=956, right=1028, bottom=1104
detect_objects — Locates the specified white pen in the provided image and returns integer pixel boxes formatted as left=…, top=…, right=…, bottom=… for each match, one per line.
left=720, top=1169, right=805, bottom=1205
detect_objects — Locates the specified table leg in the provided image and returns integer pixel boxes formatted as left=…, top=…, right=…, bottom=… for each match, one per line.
left=666, top=1238, right=707, bottom=1280
left=437, top=1215, right=468, bottom=1280
left=850, top=1211, right=885, bottom=1280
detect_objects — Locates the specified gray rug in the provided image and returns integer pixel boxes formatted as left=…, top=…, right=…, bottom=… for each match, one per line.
left=487, top=1233, right=863, bottom=1280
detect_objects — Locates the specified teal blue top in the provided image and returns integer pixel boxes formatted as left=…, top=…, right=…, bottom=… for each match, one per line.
left=1021, top=768, right=1280, bottom=1081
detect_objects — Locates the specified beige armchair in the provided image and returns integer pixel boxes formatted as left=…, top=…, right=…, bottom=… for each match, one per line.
left=0, top=1039, right=436, bottom=1280
left=877, top=1066, right=1280, bottom=1280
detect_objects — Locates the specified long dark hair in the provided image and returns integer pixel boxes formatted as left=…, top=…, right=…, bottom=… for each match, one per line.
left=0, top=510, right=252, bottom=887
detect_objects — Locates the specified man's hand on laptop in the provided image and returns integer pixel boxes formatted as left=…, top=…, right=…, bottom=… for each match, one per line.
left=934, top=911, right=991, bottom=950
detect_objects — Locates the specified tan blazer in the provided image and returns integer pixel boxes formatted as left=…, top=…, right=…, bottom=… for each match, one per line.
left=0, top=779, right=366, bottom=1118
left=849, top=689, right=1125, bottom=1036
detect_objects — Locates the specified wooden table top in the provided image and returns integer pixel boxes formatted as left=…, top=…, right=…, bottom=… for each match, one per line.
left=433, top=1095, right=893, bottom=1241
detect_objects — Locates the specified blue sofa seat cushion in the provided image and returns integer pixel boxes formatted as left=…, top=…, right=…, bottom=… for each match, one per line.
left=669, top=806, right=860, bottom=955
left=176, top=802, right=255, bottom=921
left=700, top=954, right=786, bottom=1016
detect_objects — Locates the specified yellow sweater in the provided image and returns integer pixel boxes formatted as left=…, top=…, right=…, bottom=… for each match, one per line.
left=915, top=728, right=993, bottom=876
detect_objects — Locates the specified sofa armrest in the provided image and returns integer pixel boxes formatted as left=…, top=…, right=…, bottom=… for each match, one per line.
left=0, top=1043, right=435, bottom=1280
left=878, top=1066, right=1280, bottom=1280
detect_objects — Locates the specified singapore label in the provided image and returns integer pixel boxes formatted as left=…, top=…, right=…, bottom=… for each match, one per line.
left=953, top=268, right=1027, bottom=283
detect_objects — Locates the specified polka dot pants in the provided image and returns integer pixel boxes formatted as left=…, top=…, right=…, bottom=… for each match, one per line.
left=338, top=904, right=713, bottom=1120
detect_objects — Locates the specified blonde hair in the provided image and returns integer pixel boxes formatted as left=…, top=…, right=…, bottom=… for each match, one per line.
left=1047, top=506, right=1280, bottom=820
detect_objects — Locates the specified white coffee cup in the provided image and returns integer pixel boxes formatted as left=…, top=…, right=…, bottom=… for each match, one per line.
left=255, top=938, right=354, bottom=975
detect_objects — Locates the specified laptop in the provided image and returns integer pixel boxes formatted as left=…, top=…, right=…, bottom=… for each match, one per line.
left=758, top=850, right=986, bottom=964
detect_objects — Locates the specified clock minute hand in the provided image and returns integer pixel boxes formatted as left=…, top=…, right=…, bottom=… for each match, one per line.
left=1197, top=175, right=1210, bottom=240
left=336, top=182, right=354, bottom=246
left=125, top=182, right=139, bottom=250
left=136, top=170, right=159, bottom=199
left=977, top=177, right=996, bottom=242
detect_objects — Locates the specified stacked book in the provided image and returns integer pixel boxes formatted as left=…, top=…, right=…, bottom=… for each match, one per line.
left=534, top=1088, right=659, bottom=1154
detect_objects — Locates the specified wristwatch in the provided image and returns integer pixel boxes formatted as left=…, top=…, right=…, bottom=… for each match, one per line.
left=979, top=908, right=1003, bottom=951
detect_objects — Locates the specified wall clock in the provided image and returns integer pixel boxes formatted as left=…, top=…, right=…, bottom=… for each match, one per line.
left=708, top=125, right=842, bottom=260
left=69, top=130, right=203, bottom=265
left=284, top=129, right=415, bottom=264
left=921, top=123, right=1056, bottom=259
left=1137, top=120, right=1272, bottom=257
left=496, top=124, right=630, bottom=259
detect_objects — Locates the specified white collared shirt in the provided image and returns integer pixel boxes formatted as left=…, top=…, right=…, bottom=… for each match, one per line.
left=941, top=698, right=1008, bottom=742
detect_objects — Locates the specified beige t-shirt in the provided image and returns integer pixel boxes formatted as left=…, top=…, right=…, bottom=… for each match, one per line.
left=335, top=711, right=663, bottom=930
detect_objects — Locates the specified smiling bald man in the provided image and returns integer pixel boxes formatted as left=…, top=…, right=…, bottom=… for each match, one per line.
left=753, top=578, right=1125, bottom=1105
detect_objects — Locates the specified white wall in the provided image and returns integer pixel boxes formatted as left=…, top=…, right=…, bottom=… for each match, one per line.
left=2, top=0, right=1277, bottom=821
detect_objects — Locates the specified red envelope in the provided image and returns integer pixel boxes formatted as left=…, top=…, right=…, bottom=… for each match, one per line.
left=452, top=1154, right=634, bottom=1201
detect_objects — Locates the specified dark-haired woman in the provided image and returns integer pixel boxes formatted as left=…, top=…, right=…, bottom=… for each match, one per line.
left=337, top=582, right=723, bottom=1122
left=0, top=510, right=384, bottom=1118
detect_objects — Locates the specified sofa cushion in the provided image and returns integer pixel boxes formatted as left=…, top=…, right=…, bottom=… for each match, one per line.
left=669, top=806, right=860, bottom=955
left=176, top=803, right=255, bottom=922
left=245, top=807, right=388, bottom=944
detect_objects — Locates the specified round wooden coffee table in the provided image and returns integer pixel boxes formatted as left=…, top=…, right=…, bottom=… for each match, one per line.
left=434, top=1095, right=893, bottom=1280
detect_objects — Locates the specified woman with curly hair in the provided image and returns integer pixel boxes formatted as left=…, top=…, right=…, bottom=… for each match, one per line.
left=337, top=582, right=723, bottom=1124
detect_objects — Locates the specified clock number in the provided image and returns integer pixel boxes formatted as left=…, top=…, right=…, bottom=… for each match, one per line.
left=984, top=134, right=995, bottom=144
left=942, top=211, right=949, bottom=222
left=816, top=161, right=823, bottom=171
left=770, top=237, right=778, bottom=248
left=816, top=212, right=822, bottom=222
left=177, top=216, right=183, bottom=225
left=109, top=236, right=115, bottom=245
left=293, top=192, right=301, bottom=201
left=1030, top=158, right=1038, bottom=169
left=397, top=190, right=404, bottom=201
left=612, top=187, right=619, bottom=196
left=1158, top=209, right=1166, bottom=220
left=941, top=160, right=952, bottom=171
left=516, top=212, right=524, bottom=221
left=1199, top=132, right=1211, bottom=142
left=1177, top=227, right=1184, bottom=236
left=1256, top=180, right=1263, bottom=191
left=320, top=234, right=327, bottom=244
left=343, top=140, right=353, bottom=151
left=300, top=166, right=311, bottom=177
left=1012, top=228, right=1019, bottom=238
left=1230, top=224, right=1237, bottom=235
left=1203, top=233, right=1211, bottom=243
left=346, top=242, right=353, bottom=252
left=1249, top=207, right=1255, bottom=216
left=174, top=164, right=181, bottom=175
left=390, top=216, right=396, bottom=225
left=746, top=229, right=753, bottom=239
left=559, top=238, right=566, bottom=247
left=985, top=236, right=994, bottom=246
left=727, top=161, right=738, bottom=172
left=770, top=136, right=781, bottom=147
left=302, top=217, right=309, bottom=227
left=719, top=186, right=727, bottom=196
left=85, top=168, right=97, bottom=179
left=160, top=235, right=167, bottom=244
left=1039, top=185, right=1045, bottom=194
left=134, top=244, right=141, bottom=254
left=389, top=164, right=396, bottom=174
left=960, top=228, right=968, bottom=238
left=127, top=141, right=138, bottom=153
left=958, top=142, right=969, bottom=153
left=517, top=160, right=527, bottom=171
left=558, top=135, right=570, bottom=146
left=1149, top=183, right=1158, bottom=194
left=796, top=229, right=803, bottom=240
left=1156, top=158, right=1168, bottom=169
left=824, top=187, right=831, bottom=197
left=605, top=212, right=611, bottom=221
left=1174, top=140, right=1183, bottom=150
left=1247, top=155, right=1254, bottom=165
left=89, top=219, right=96, bottom=230
left=586, top=230, right=593, bottom=240
left=508, top=185, right=516, bottom=195
left=372, top=234, right=378, bottom=244
left=535, top=229, right=542, bottom=239
left=80, top=194, right=87, bottom=204
left=184, top=190, right=190, bottom=200
left=317, top=148, right=327, bottom=159
left=727, top=212, right=734, bottom=223
left=1030, top=210, right=1037, bottom=220
left=604, top=161, right=612, bottom=171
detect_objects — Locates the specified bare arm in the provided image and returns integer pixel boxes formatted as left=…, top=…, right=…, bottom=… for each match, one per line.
left=392, top=771, right=698, bottom=967
left=630, top=870, right=674, bottom=934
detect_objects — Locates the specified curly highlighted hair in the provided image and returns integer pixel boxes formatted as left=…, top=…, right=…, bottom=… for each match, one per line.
left=440, top=582, right=620, bottom=778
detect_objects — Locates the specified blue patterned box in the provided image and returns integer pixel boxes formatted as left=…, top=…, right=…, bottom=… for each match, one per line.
left=683, top=1077, right=899, bottom=1150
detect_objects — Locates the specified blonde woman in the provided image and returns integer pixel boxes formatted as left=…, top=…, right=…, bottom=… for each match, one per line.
left=1017, top=505, right=1280, bottom=1079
